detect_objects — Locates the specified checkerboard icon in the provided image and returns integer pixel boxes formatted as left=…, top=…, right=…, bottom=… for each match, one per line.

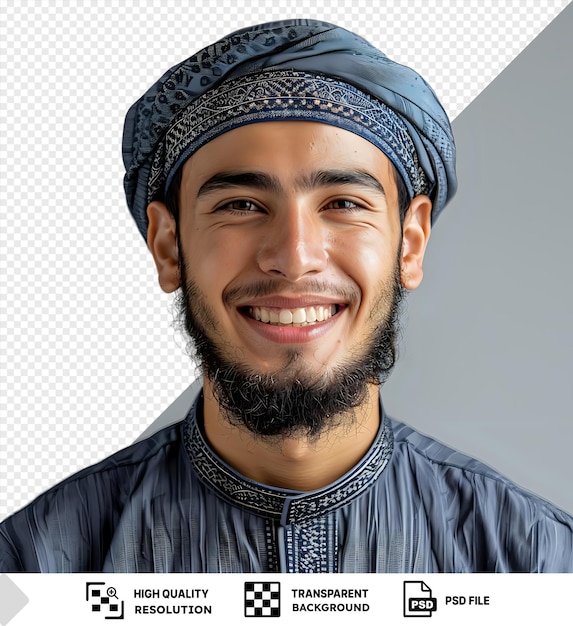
left=244, top=582, right=281, bottom=617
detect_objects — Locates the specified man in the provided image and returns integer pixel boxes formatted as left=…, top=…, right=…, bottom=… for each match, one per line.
left=1, top=19, right=572, bottom=573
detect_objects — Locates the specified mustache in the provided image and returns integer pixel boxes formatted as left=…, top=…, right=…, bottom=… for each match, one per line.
left=223, top=278, right=361, bottom=305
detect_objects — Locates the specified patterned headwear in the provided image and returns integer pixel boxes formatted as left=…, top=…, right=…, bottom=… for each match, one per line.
left=123, top=19, right=457, bottom=241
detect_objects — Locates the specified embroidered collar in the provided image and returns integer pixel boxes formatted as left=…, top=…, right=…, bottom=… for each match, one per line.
left=183, top=394, right=393, bottom=525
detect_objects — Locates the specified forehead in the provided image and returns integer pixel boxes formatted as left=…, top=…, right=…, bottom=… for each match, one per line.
left=180, top=121, right=398, bottom=197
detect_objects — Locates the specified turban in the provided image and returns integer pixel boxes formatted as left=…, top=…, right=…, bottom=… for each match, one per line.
left=123, top=19, right=457, bottom=241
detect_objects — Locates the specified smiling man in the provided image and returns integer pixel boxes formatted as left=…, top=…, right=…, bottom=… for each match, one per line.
left=1, top=19, right=572, bottom=573
left=151, top=120, right=418, bottom=493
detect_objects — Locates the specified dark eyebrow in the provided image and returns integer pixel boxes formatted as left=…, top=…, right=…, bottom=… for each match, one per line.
left=196, top=172, right=282, bottom=198
left=298, top=169, right=386, bottom=196
left=195, top=168, right=386, bottom=198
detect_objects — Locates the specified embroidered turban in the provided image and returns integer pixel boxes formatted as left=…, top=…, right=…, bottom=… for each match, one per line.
left=122, top=19, right=457, bottom=241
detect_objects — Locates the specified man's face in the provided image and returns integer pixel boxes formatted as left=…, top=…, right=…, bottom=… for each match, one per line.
left=149, top=121, right=431, bottom=438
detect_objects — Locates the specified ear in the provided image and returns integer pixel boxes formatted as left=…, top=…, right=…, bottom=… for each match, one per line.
left=400, top=194, right=432, bottom=290
left=146, top=201, right=181, bottom=293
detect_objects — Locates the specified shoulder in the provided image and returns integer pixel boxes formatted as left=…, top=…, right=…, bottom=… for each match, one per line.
left=35, top=419, right=184, bottom=498
left=390, top=418, right=516, bottom=481
left=388, top=416, right=569, bottom=515
left=0, top=420, right=187, bottom=572
left=386, top=417, right=573, bottom=571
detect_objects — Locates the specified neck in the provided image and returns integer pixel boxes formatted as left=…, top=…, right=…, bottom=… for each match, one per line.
left=201, top=380, right=381, bottom=491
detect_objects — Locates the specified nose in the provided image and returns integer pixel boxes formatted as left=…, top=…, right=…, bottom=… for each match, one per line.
left=257, top=206, right=329, bottom=281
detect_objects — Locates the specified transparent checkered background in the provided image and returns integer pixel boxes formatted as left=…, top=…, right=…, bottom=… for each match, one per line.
left=1, top=0, right=569, bottom=520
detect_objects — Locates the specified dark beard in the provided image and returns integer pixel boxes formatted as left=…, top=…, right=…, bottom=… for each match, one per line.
left=174, top=259, right=404, bottom=441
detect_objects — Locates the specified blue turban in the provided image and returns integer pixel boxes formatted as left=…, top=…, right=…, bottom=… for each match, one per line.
left=123, top=19, right=457, bottom=241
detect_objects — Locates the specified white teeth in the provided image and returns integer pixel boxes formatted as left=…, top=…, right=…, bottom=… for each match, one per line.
left=250, top=304, right=339, bottom=326
left=292, top=308, right=306, bottom=324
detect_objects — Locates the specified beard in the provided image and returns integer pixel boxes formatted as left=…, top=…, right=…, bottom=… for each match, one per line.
left=174, top=255, right=405, bottom=441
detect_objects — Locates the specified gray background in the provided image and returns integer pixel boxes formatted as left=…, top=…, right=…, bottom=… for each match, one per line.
left=384, top=3, right=573, bottom=513
left=144, top=4, right=573, bottom=513
left=384, top=5, right=573, bottom=511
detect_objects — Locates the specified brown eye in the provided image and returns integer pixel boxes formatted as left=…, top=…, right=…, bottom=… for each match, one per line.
left=217, top=199, right=261, bottom=213
left=323, top=199, right=362, bottom=211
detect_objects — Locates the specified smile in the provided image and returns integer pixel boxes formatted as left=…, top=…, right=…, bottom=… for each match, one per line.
left=247, top=304, right=339, bottom=326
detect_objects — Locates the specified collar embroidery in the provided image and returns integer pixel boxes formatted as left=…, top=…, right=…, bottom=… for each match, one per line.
left=183, top=396, right=393, bottom=525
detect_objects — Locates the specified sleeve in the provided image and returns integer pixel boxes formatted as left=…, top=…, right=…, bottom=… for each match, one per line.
left=0, top=517, right=39, bottom=572
left=534, top=507, right=573, bottom=572
left=0, top=470, right=120, bottom=573
left=464, top=470, right=573, bottom=572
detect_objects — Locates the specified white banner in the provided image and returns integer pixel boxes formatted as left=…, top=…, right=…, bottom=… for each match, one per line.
left=1, top=573, right=571, bottom=625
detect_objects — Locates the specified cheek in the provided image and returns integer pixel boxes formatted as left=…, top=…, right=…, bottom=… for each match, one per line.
left=332, top=229, right=397, bottom=287
left=184, top=228, right=252, bottom=292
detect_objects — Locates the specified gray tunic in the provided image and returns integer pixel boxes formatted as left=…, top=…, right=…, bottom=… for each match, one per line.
left=1, top=392, right=572, bottom=572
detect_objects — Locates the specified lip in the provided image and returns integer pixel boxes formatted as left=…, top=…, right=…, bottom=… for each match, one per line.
left=237, top=305, right=344, bottom=344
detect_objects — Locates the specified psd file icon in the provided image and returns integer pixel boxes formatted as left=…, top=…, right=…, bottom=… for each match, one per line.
left=403, top=581, right=437, bottom=617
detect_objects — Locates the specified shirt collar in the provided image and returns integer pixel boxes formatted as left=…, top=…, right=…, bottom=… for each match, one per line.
left=183, top=391, right=393, bottom=524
